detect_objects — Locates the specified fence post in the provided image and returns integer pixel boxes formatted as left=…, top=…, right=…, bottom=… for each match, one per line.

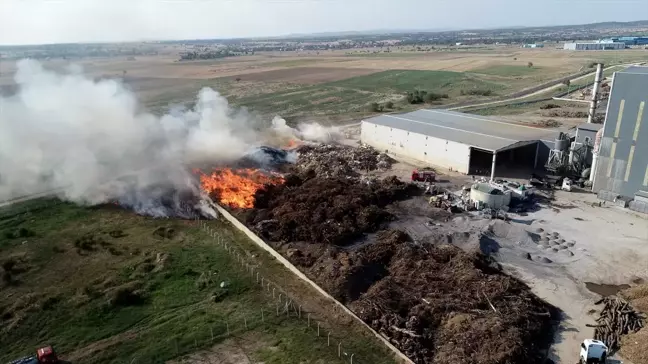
left=317, top=322, right=320, bottom=337
left=256, top=272, right=259, bottom=282
left=327, top=332, right=330, bottom=346
left=244, top=316, right=248, bottom=329
left=338, top=342, right=341, bottom=357
left=298, top=305, right=302, bottom=318
left=276, top=302, right=279, bottom=316
left=351, top=353, right=355, bottom=364
left=308, top=313, right=310, bottom=327
left=261, top=308, right=265, bottom=322
left=211, top=327, right=214, bottom=343
left=273, top=287, right=275, bottom=298
left=279, top=293, right=282, bottom=302
left=261, top=277, right=264, bottom=286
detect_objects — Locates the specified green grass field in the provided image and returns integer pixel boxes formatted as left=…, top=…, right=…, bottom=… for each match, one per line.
left=223, top=70, right=506, bottom=120
left=327, top=69, right=503, bottom=95
left=0, top=199, right=396, bottom=364
left=471, top=65, right=541, bottom=77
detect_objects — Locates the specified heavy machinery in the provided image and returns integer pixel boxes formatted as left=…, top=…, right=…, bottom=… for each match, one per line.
left=9, top=346, right=59, bottom=364
left=579, top=339, right=608, bottom=364
left=411, top=169, right=436, bottom=182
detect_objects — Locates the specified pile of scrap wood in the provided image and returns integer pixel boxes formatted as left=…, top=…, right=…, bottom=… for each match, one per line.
left=294, top=144, right=392, bottom=179
left=588, top=296, right=645, bottom=352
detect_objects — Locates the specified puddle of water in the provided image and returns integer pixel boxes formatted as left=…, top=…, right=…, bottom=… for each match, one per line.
left=585, top=282, right=631, bottom=296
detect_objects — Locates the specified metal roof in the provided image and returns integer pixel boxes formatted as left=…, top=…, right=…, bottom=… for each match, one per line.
left=363, top=109, right=561, bottom=152
left=576, top=123, right=603, bottom=132
left=623, top=66, right=648, bottom=74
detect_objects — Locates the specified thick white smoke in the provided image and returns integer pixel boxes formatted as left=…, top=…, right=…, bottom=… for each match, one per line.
left=271, top=116, right=342, bottom=144
left=0, top=60, right=339, bottom=217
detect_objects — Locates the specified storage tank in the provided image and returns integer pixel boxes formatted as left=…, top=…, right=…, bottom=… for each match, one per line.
left=554, top=132, right=570, bottom=151
left=470, top=183, right=511, bottom=209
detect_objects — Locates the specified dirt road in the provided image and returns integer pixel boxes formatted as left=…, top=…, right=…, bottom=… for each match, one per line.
left=448, top=63, right=635, bottom=111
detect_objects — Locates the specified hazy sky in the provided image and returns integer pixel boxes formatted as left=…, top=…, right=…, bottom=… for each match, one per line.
left=1, top=0, right=646, bottom=45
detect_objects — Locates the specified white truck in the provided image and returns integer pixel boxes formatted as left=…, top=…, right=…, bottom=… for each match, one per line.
left=579, top=339, right=608, bottom=364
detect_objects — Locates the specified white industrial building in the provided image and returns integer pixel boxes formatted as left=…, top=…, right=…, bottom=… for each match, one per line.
left=563, top=42, right=626, bottom=50
left=361, top=109, right=561, bottom=180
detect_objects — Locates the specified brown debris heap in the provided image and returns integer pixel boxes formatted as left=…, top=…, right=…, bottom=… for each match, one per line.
left=294, top=143, right=392, bottom=178
left=298, top=230, right=555, bottom=364
left=590, top=296, right=645, bottom=353
left=246, top=174, right=417, bottom=246
left=231, top=144, right=555, bottom=364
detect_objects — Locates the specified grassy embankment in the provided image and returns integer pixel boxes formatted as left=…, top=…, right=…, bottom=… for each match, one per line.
left=0, top=199, right=396, bottom=364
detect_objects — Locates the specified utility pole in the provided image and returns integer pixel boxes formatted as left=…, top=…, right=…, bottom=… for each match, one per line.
left=587, top=63, right=604, bottom=123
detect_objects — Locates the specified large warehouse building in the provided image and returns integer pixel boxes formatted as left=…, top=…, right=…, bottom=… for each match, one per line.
left=563, top=42, right=626, bottom=50
left=361, top=109, right=560, bottom=180
left=591, top=66, right=648, bottom=212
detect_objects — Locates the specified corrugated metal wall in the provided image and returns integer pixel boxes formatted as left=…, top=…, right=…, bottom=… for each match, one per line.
left=593, top=72, right=648, bottom=197
left=360, top=121, right=471, bottom=173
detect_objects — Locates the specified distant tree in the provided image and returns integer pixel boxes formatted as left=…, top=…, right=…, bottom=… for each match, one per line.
left=527, top=61, right=534, bottom=68
left=235, top=77, right=242, bottom=82
left=384, top=101, right=394, bottom=109
left=513, top=57, right=517, bottom=60
left=562, top=80, right=571, bottom=87
left=369, top=102, right=382, bottom=112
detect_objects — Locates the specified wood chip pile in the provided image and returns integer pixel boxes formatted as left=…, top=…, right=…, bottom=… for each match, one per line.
left=294, top=143, right=392, bottom=179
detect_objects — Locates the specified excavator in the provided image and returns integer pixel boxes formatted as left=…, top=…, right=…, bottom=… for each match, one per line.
left=9, top=346, right=60, bottom=364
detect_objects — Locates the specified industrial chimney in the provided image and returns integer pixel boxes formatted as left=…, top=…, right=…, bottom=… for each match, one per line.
left=587, top=63, right=604, bottom=123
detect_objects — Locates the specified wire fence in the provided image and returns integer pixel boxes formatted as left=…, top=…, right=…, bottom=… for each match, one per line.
left=138, top=218, right=364, bottom=364
left=2, top=198, right=374, bottom=363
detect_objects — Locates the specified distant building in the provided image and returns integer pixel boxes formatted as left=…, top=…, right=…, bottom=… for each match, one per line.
left=592, top=67, right=648, bottom=213
left=607, top=36, right=648, bottom=46
left=522, top=43, right=544, bottom=48
left=563, top=42, right=626, bottom=50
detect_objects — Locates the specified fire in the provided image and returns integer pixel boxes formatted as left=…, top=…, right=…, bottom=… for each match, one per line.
left=196, top=168, right=283, bottom=209
left=285, top=139, right=302, bottom=149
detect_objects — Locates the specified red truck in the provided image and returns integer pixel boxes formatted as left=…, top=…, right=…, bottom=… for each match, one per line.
left=9, top=346, right=59, bottom=364
left=411, top=169, right=436, bottom=182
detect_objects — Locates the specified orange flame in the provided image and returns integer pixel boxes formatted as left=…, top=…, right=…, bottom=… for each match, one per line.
left=197, top=168, right=283, bottom=209
left=285, top=139, right=302, bottom=149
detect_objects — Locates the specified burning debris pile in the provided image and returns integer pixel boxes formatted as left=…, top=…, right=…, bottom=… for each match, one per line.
left=115, top=182, right=218, bottom=219
left=246, top=175, right=417, bottom=246
left=0, top=60, right=339, bottom=219
left=294, top=144, right=392, bottom=179
left=196, top=168, right=284, bottom=209
left=207, top=142, right=557, bottom=364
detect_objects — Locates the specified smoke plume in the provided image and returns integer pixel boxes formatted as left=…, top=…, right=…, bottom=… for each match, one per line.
left=0, top=60, right=339, bottom=217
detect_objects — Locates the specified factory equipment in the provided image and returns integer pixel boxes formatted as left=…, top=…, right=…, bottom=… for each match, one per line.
left=545, top=132, right=570, bottom=174
left=545, top=132, right=594, bottom=186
